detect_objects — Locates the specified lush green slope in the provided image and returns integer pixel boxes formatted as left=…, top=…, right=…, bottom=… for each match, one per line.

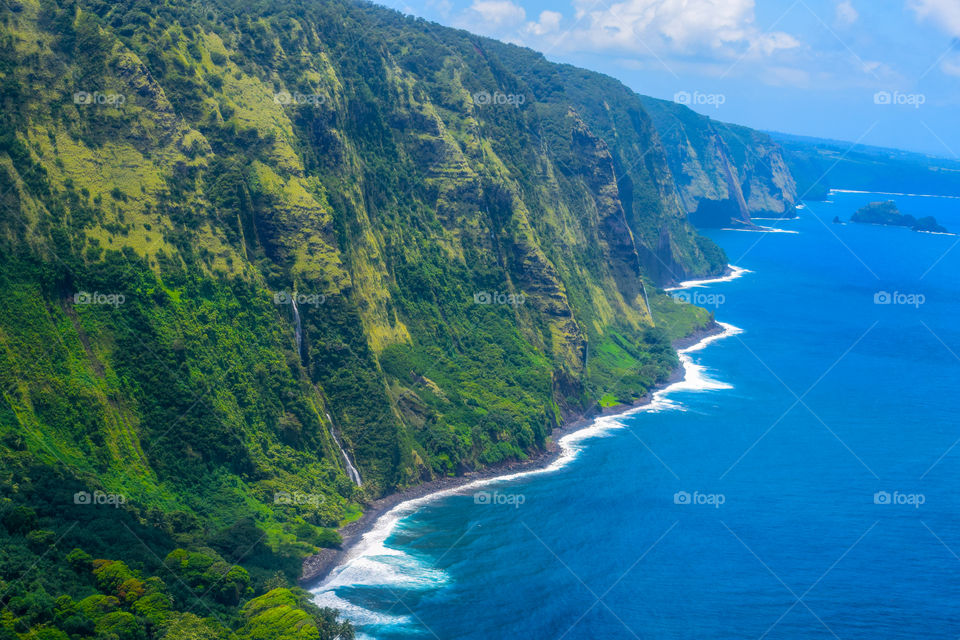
left=0, top=0, right=728, bottom=637
left=641, top=96, right=797, bottom=226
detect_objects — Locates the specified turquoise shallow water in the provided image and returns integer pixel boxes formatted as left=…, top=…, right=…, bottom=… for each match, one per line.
left=315, top=190, right=960, bottom=639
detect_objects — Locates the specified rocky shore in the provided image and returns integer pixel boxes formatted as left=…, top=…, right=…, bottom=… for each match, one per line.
left=299, top=319, right=725, bottom=587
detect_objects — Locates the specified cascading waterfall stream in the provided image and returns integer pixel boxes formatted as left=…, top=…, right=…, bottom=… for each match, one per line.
left=291, top=294, right=303, bottom=357
left=289, top=292, right=360, bottom=486
left=328, top=413, right=363, bottom=487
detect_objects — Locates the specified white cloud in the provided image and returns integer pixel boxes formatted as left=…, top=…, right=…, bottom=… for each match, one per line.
left=941, top=55, right=960, bottom=76
left=425, top=0, right=454, bottom=18
left=752, top=32, right=802, bottom=57
left=457, top=0, right=526, bottom=34
left=562, top=0, right=800, bottom=59
left=449, top=0, right=893, bottom=90
left=909, top=0, right=960, bottom=37
left=835, top=1, right=858, bottom=26
left=527, top=10, right=563, bottom=36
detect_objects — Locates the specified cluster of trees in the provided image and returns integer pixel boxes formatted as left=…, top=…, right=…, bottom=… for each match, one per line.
left=0, top=544, right=352, bottom=639
left=0, top=0, right=720, bottom=634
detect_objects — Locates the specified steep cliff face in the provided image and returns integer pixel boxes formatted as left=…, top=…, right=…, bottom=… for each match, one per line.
left=0, top=0, right=720, bottom=551
left=641, top=96, right=798, bottom=226
left=0, top=0, right=727, bottom=634
left=715, top=121, right=798, bottom=219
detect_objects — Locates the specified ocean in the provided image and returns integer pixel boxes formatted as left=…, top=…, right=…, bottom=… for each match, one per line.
left=314, top=190, right=960, bottom=639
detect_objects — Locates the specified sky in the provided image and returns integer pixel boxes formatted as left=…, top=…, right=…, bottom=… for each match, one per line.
left=377, top=0, right=960, bottom=157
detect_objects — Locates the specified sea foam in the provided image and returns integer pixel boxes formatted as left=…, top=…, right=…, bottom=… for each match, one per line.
left=665, top=264, right=751, bottom=291
left=312, top=284, right=745, bottom=631
left=830, top=188, right=960, bottom=200
left=720, top=226, right=800, bottom=234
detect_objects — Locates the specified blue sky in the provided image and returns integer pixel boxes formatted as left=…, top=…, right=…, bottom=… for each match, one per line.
left=379, top=0, right=960, bottom=156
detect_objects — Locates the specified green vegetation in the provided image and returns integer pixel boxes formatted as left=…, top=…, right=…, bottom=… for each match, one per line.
left=0, top=0, right=740, bottom=634
left=0, top=537, right=352, bottom=639
left=640, top=96, right=797, bottom=226
left=851, top=200, right=948, bottom=233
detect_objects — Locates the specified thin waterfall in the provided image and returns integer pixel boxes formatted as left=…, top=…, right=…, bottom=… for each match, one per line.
left=327, top=413, right=362, bottom=486
left=291, top=293, right=303, bottom=356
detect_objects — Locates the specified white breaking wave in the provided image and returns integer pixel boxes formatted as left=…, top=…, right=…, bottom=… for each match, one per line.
left=665, top=264, right=751, bottom=291
left=312, top=590, right=411, bottom=628
left=719, top=226, right=799, bottom=234
left=830, top=188, right=960, bottom=200
left=311, top=322, right=742, bottom=631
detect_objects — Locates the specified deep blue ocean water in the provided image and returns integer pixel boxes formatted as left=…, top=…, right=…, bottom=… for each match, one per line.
left=315, top=190, right=960, bottom=639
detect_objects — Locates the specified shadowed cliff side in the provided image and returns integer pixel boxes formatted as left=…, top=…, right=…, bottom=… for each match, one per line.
left=640, top=95, right=798, bottom=227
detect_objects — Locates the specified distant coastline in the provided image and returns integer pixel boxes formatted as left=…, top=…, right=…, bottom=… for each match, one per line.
left=830, top=188, right=960, bottom=200
left=302, top=268, right=747, bottom=588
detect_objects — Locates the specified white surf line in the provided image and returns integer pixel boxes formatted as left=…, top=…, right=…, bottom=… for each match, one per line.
left=830, top=188, right=960, bottom=200
left=720, top=226, right=799, bottom=234
left=664, top=264, right=751, bottom=291
left=311, top=322, right=743, bottom=600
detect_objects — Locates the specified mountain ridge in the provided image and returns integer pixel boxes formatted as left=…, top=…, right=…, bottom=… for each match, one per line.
left=0, top=0, right=791, bottom=637
left=640, top=95, right=798, bottom=227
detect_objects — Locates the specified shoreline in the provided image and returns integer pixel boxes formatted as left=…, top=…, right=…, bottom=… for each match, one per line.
left=300, top=322, right=726, bottom=588
left=664, top=263, right=749, bottom=291
left=301, top=273, right=746, bottom=589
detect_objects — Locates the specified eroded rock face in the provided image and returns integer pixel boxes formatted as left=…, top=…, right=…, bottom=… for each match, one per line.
left=641, top=96, right=798, bottom=227
left=1, top=0, right=726, bottom=503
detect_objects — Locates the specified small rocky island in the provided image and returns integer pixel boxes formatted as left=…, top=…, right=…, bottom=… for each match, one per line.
left=850, top=200, right=948, bottom=233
